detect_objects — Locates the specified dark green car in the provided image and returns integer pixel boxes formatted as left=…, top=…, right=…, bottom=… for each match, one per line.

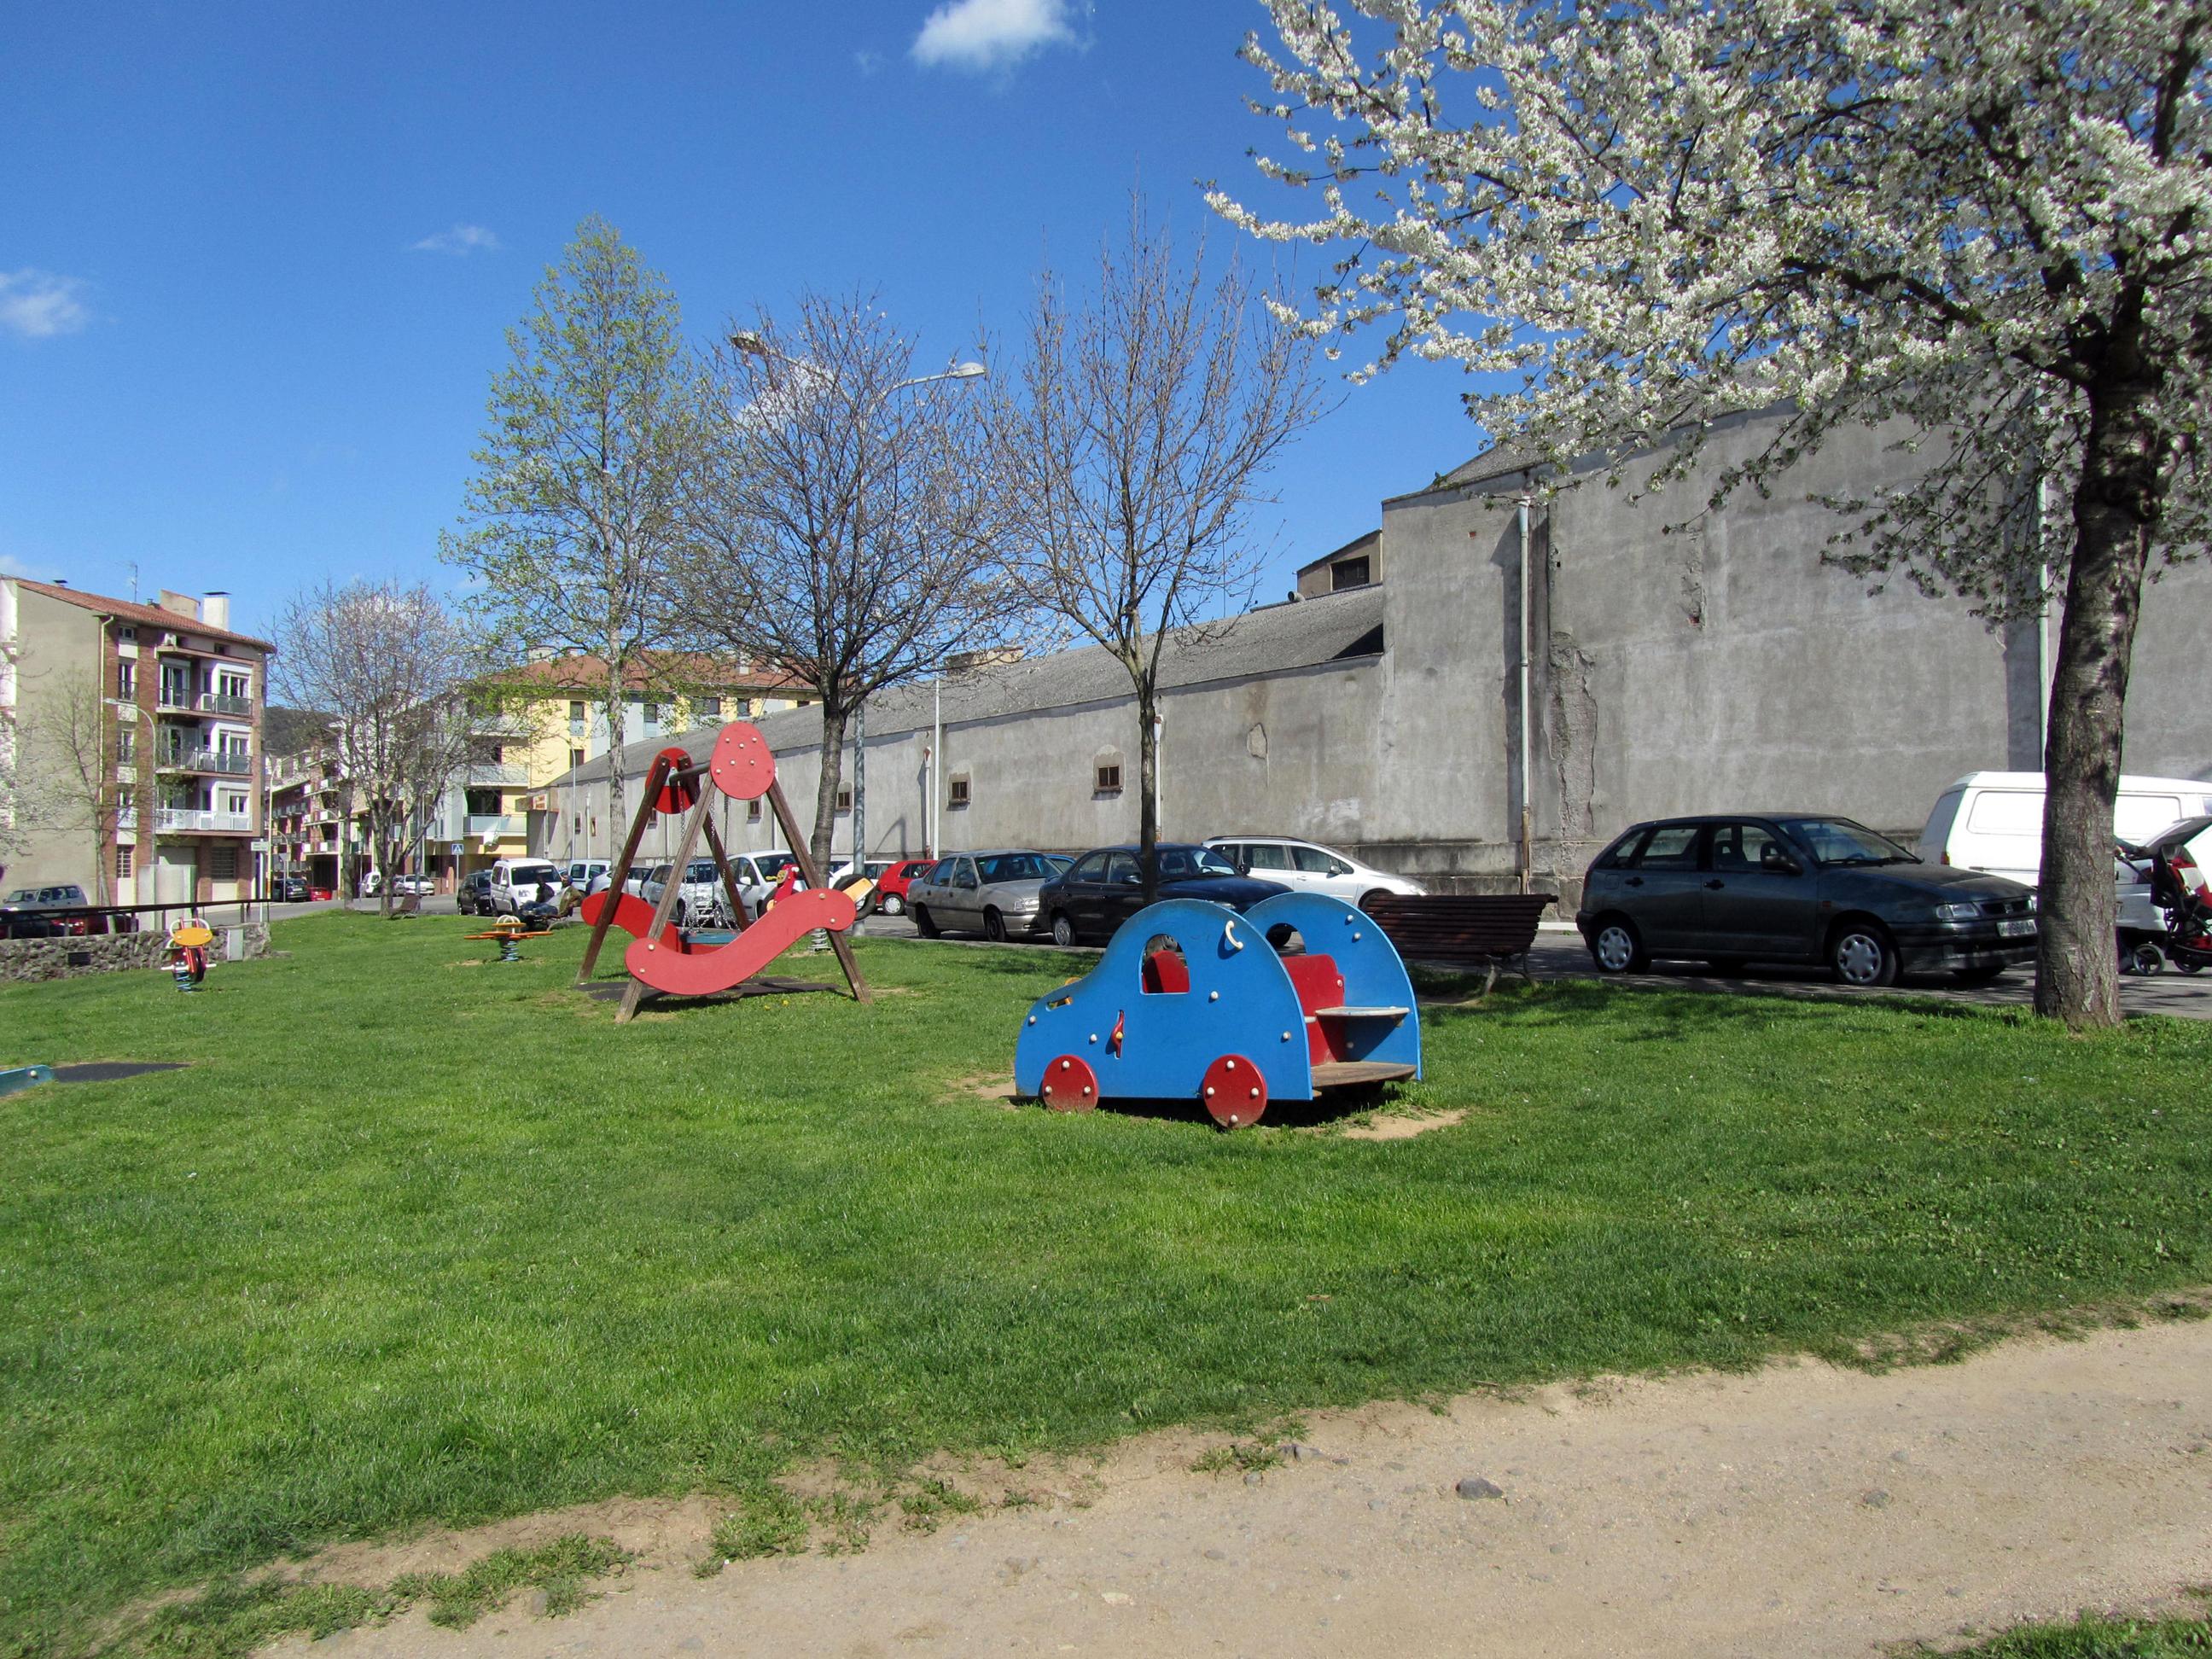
left=1575, top=814, right=2036, bottom=987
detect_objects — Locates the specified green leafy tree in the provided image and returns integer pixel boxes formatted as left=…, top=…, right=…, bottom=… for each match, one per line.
left=444, top=215, right=703, bottom=835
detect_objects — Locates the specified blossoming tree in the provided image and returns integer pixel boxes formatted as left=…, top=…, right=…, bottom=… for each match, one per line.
left=1213, top=0, right=2209, bottom=1027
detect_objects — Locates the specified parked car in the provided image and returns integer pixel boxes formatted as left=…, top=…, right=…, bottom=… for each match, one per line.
left=1919, top=771, right=2212, bottom=887
left=872, top=859, right=936, bottom=917
left=391, top=873, right=436, bottom=898
left=1204, top=835, right=1423, bottom=905
left=638, top=859, right=739, bottom=928
left=565, top=859, right=610, bottom=899
left=489, top=857, right=563, bottom=917
left=906, top=850, right=1069, bottom=940
left=1036, top=844, right=1291, bottom=947
left=3, top=884, right=97, bottom=935
left=457, top=870, right=496, bottom=916
left=279, top=873, right=311, bottom=903
left=1577, top=813, right=2037, bottom=987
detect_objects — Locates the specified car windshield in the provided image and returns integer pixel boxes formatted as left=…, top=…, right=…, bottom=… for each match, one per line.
left=976, top=853, right=1057, bottom=882
left=1774, top=818, right=1920, bottom=867
left=1158, top=846, right=1239, bottom=879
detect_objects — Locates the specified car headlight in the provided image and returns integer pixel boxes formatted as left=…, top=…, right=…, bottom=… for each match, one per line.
left=1934, top=901, right=1982, bottom=923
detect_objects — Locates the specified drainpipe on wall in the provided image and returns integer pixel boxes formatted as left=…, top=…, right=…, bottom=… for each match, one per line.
left=1516, top=494, right=1534, bottom=895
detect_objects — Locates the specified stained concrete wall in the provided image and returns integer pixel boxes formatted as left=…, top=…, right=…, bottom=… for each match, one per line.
left=0, top=920, right=267, bottom=983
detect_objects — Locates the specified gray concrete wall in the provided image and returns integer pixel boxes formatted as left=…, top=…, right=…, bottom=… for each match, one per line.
left=0, top=919, right=267, bottom=983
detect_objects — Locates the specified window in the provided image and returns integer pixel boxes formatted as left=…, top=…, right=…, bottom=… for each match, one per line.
left=1068, top=852, right=1109, bottom=883
left=1625, top=824, right=1703, bottom=870
left=1708, top=822, right=1784, bottom=872
left=1094, top=760, right=1122, bottom=794
left=1331, top=555, right=1371, bottom=591
left=835, top=784, right=853, bottom=813
left=568, top=700, right=585, bottom=721
left=948, top=773, right=970, bottom=808
left=116, top=846, right=134, bottom=882
left=118, top=626, right=137, bottom=643
left=117, top=661, right=136, bottom=699
left=116, top=730, right=134, bottom=762
left=569, top=748, right=585, bottom=770
left=1291, top=845, right=1343, bottom=876
left=1241, top=842, right=1290, bottom=870
left=952, top=859, right=979, bottom=889
left=1106, top=852, right=1143, bottom=887
left=211, top=847, right=240, bottom=881
left=642, top=701, right=660, bottom=725
left=747, top=798, right=761, bottom=823
left=696, top=696, right=721, bottom=716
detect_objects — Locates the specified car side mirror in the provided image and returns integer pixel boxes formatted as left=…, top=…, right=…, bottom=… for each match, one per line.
left=1760, top=845, right=1802, bottom=875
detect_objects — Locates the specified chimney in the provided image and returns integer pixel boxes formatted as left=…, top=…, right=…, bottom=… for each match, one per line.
left=203, top=591, right=230, bottom=631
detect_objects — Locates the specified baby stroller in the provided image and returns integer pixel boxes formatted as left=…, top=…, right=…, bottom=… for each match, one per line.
left=2116, top=818, right=2212, bottom=975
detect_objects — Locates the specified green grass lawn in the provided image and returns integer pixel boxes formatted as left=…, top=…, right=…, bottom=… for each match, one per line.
left=3, top=913, right=2209, bottom=1656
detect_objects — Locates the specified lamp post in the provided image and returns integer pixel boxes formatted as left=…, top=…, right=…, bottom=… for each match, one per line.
left=725, top=331, right=987, bottom=932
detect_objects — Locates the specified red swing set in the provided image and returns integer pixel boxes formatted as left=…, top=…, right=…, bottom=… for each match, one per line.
left=575, top=721, right=873, bottom=1023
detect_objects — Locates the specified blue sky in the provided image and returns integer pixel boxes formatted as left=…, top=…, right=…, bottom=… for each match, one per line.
left=1, top=0, right=1482, bottom=643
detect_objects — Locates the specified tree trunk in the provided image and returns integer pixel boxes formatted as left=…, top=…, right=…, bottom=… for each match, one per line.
left=811, top=706, right=847, bottom=880
left=2034, top=383, right=2163, bottom=1028
left=604, top=649, right=628, bottom=838
left=1137, top=686, right=1160, bottom=901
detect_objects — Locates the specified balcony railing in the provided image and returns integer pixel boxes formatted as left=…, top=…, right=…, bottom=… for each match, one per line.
left=155, top=808, right=254, bottom=834
left=467, top=761, right=528, bottom=786
left=198, top=691, right=254, bottom=717
left=155, top=687, right=198, bottom=713
left=463, top=813, right=515, bottom=837
left=157, top=748, right=253, bottom=776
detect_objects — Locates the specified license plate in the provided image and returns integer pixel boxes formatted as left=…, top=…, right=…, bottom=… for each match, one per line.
left=1998, top=917, right=2034, bottom=938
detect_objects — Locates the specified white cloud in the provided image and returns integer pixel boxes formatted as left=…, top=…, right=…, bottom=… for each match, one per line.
left=911, top=0, right=1077, bottom=73
left=410, top=224, right=502, bottom=256
left=0, top=270, right=91, bottom=341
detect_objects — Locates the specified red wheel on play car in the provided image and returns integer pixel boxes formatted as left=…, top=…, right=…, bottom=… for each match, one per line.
left=1039, top=1054, right=1098, bottom=1112
left=1200, top=1053, right=1266, bottom=1130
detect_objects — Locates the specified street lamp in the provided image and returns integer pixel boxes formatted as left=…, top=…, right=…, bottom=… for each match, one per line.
left=724, top=330, right=987, bottom=931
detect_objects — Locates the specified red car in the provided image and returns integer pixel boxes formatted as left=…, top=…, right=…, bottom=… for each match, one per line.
left=874, top=859, right=937, bottom=917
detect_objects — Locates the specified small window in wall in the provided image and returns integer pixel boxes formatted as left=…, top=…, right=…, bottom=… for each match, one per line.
left=117, top=661, right=136, bottom=699
left=569, top=748, right=585, bottom=770
left=116, top=846, right=134, bottom=882
left=696, top=696, right=721, bottom=716
left=835, top=784, right=853, bottom=814
left=569, top=700, right=585, bottom=720
left=118, top=626, right=137, bottom=643
left=116, top=730, right=135, bottom=762
left=211, top=846, right=240, bottom=881
left=1331, top=556, right=1371, bottom=591
left=642, top=701, right=660, bottom=725
left=747, top=799, right=762, bottom=823
left=948, top=773, right=970, bottom=809
left=1094, top=760, right=1122, bottom=795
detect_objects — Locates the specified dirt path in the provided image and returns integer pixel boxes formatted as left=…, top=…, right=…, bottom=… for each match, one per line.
left=278, top=1317, right=2212, bottom=1658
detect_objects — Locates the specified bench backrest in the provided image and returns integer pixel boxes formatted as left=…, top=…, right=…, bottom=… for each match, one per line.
left=1360, top=894, right=1554, bottom=960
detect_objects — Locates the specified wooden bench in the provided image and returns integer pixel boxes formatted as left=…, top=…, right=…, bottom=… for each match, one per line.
left=1358, top=893, right=1557, bottom=995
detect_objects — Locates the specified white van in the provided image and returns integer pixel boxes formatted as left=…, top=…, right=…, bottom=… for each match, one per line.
left=1919, top=771, right=2212, bottom=887
left=489, top=857, right=563, bottom=916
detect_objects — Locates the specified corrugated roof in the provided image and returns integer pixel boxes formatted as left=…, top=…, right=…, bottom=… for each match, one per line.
left=12, top=578, right=276, bottom=651
left=500, top=650, right=804, bottom=696
left=556, top=584, right=1386, bottom=785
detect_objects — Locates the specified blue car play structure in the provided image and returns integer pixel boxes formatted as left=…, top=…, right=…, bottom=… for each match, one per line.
left=1014, top=892, right=1421, bottom=1127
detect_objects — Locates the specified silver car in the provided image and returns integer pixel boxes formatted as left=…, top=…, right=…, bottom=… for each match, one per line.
left=907, top=850, right=1069, bottom=941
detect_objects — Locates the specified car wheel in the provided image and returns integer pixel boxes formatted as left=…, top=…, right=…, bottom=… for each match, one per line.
left=1830, top=920, right=1899, bottom=988
left=882, top=893, right=905, bottom=916
left=1590, top=917, right=1646, bottom=974
left=1051, top=911, right=1079, bottom=948
left=983, top=908, right=1007, bottom=942
left=913, top=905, right=940, bottom=939
left=1954, top=963, right=2012, bottom=986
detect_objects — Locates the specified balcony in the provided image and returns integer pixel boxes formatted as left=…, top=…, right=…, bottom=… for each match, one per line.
left=155, top=807, right=254, bottom=834
left=155, top=686, right=198, bottom=713
left=463, top=813, right=515, bottom=838
left=466, top=761, right=528, bottom=786
left=197, top=691, right=254, bottom=717
left=157, top=748, right=253, bottom=776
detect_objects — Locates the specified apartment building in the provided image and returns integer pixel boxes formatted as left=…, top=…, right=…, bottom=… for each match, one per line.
left=439, top=650, right=812, bottom=878
left=2, top=577, right=271, bottom=904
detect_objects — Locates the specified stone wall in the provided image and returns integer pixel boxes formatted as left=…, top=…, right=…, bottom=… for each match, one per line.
left=0, top=921, right=270, bottom=984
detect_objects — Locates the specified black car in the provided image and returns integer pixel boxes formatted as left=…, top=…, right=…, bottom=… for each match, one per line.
left=457, top=870, right=496, bottom=917
left=279, top=873, right=311, bottom=903
left=1036, top=842, right=1292, bottom=946
left=1575, top=814, right=2037, bottom=987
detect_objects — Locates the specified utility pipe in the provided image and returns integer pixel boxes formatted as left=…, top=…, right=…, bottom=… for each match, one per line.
left=1516, top=495, right=1534, bottom=895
